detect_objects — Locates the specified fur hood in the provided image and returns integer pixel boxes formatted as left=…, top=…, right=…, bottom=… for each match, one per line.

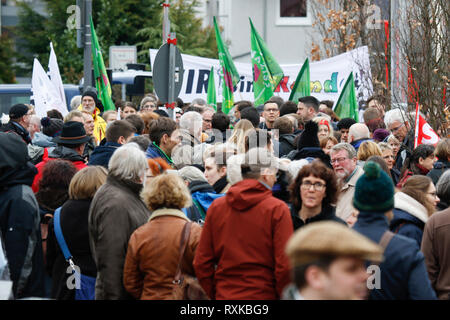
left=394, top=191, right=428, bottom=223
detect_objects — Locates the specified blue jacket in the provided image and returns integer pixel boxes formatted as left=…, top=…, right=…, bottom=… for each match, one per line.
left=353, top=210, right=436, bottom=300
left=145, top=143, right=173, bottom=167
left=88, top=142, right=122, bottom=168
left=390, top=208, right=425, bottom=248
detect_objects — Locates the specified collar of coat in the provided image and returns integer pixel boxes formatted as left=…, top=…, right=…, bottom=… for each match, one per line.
left=148, top=208, right=190, bottom=222
left=394, top=192, right=428, bottom=223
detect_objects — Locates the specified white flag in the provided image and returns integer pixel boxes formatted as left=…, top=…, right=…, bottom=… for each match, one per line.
left=48, top=42, right=67, bottom=116
left=31, top=58, right=66, bottom=119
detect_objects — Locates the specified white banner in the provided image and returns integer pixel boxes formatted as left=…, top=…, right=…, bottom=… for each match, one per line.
left=150, top=46, right=373, bottom=106
left=48, top=42, right=67, bottom=115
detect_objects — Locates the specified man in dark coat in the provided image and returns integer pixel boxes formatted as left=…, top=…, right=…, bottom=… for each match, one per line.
left=0, top=104, right=32, bottom=144
left=0, top=132, right=46, bottom=299
left=274, top=116, right=297, bottom=158
left=352, top=161, right=437, bottom=300
left=89, top=120, right=136, bottom=168
left=427, top=138, right=449, bottom=185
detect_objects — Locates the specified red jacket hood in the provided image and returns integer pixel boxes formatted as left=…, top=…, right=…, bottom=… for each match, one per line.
left=226, top=179, right=272, bottom=211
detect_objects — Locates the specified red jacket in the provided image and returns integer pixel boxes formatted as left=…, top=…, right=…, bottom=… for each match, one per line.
left=32, top=147, right=87, bottom=193
left=193, top=179, right=293, bottom=300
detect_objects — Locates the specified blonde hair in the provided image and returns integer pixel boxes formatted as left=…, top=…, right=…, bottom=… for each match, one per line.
left=68, top=166, right=108, bottom=200
left=142, top=173, right=192, bottom=210
left=357, top=141, right=382, bottom=161
left=227, top=119, right=254, bottom=153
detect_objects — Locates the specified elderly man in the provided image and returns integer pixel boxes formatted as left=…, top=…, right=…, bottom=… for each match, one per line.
left=330, top=143, right=364, bottom=221
left=283, top=221, right=383, bottom=300
left=0, top=104, right=33, bottom=144
left=201, top=107, right=215, bottom=135
left=296, top=96, right=319, bottom=122
left=89, top=143, right=151, bottom=300
left=77, top=90, right=107, bottom=144
left=348, top=123, right=371, bottom=152
left=194, top=148, right=293, bottom=299
left=384, top=108, right=414, bottom=171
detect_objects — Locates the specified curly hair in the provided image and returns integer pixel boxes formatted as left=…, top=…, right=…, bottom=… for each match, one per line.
left=142, top=173, right=192, bottom=210
left=289, top=160, right=339, bottom=211
left=36, top=159, right=77, bottom=210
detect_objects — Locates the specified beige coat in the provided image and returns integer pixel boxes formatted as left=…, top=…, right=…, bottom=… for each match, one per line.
left=335, top=166, right=364, bottom=221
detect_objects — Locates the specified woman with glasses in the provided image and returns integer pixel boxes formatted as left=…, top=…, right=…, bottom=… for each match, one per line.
left=288, top=160, right=345, bottom=230
left=390, top=175, right=440, bottom=247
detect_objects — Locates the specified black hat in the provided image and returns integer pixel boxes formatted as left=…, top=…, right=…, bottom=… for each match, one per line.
left=52, top=121, right=91, bottom=145
left=9, top=104, right=29, bottom=119
left=41, top=117, right=64, bottom=137
left=297, top=120, right=320, bottom=150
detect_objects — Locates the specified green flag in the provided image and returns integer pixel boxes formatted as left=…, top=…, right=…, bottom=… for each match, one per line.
left=213, top=17, right=239, bottom=114
left=249, top=18, right=284, bottom=106
left=90, top=16, right=115, bottom=111
left=333, top=72, right=359, bottom=122
left=289, top=58, right=310, bottom=102
left=207, top=66, right=217, bottom=111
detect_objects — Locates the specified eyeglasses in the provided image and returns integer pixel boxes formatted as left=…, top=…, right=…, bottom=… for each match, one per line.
left=301, top=181, right=326, bottom=191
left=265, top=108, right=278, bottom=113
left=331, top=157, right=349, bottom=164
left=390, top=123, right=405, bottom=133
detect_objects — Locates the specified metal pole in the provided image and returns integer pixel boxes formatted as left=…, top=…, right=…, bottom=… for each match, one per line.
left=162, top=0, right=171, bottom=45
left=83, top=0, right=92, bottom=90
left=167, top=32, right=176, bottom=120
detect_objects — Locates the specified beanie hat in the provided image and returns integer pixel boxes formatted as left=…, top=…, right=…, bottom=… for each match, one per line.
left=372, top=128, right=390, bottom=143
left=9, top=104, right=29, bottom=119
left=41, top=117, right=64, bottom=137
left=82, top=90, right=103, bottom=112
left=353, top=161, right=394, bottom=212
left=297, top=120, right=320, bottom=150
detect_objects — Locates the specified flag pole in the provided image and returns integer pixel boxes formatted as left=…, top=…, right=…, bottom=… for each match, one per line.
left=414, top=101, right=420, bottom=149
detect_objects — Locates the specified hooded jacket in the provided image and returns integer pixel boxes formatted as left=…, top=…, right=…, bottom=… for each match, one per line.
left=193, top=179, right=293, bottom=300
left=390, top=192, right=428, bottom=248
left=353, top=210, right=436, bottom=300
left=32, top=132, right=56, bottom=148
left=278, top=133, right=297, bottom=158
left=182, top=180, right=224, bottom=224
left=31, top=146, right=87, bottom=193
left=427, top=160, right=450, bottom=186
left=0, top=132, right=45, bottom=298
left=76, top=105, right=106, bottom=144
left=88, top=142, right=122, bottom=168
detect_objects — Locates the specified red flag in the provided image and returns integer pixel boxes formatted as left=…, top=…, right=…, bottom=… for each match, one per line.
left=414, top=103, right=440, bottom=148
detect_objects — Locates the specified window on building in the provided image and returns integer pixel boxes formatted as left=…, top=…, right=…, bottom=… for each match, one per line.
left=277, top=0, right=311, bottom=26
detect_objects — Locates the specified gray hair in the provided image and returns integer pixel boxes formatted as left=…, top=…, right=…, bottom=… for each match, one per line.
left=378, top=142, right=392, bottom=152
left=70, top=95, right=82, bottom=111
left=287, top=159, right=310, bottom=182
left=191, top=98, right=206, bottom=106
left=349, top=123, right=370, bottom=141
left=330, top=142, right=357, bottom=159
left=179, top=111, right=203, bottom=139
left=436, top=170, right=450, bottom=204
left=178, top=165, right=207, bottom=183
left=29, top=115, right=41, bottom=128
left=140, top=96, right=156, bottom=108
left=384, top=108, right=410, bottom=128
left=108, top=142, right=148, bottom=182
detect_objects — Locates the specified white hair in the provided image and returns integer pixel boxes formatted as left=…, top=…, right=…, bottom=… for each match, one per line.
left=287, top=159, right=310, bottom=182
left=1, top=113, right=10, bottom=125
left=70, top=95, right=82, bottom=111
left=180, top=111, right=203, bottom=139
left=349, top=123, right=370, bottom=141
left=384, top=108, right=410, bottom=128
left=29, top=115, right=41, bottom=127
left=226, top=153, right=245, bottom=185
left=108, top=142, right=148, bottom=182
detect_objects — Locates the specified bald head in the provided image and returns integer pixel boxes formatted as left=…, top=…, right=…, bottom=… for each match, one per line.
left=348, top=123, right=370, bottom=143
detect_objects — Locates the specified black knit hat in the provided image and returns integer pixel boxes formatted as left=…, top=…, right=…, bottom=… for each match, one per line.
left=297, top=120, right=320, bottom=150
left=353, top=161, right=394, bottom=213
left=41, top=117, right=64, bottom=137
left=52, top=121, right=90, bottom=145
left=9, top=104, right=29, bottom=119
left=82, top=90, right=103, bottom=112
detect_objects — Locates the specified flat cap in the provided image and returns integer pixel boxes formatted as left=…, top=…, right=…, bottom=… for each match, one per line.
left=285, top=221, right=384, bottom=266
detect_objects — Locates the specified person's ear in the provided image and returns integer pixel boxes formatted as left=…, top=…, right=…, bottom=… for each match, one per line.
left=305, top=265, right=327, bottom=290
left=219, top=165, right=227, bottom=177
left=117, top=136, right=126, bottom=145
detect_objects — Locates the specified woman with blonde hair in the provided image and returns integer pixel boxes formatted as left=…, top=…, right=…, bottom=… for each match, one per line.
left=46, top=166, right=108, bottom=300
left=123, top=173, right=202, bottom=300
left=390, top=175, right=440, bottom=247
left=357, top=141, right=382, bottom=165
left=226, top=119, right=254, bottom=153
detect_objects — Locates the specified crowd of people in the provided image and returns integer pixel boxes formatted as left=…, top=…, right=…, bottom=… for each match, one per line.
left=0, top=90, right=449, bottom=300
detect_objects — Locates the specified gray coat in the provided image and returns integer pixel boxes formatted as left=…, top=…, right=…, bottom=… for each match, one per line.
left=88, top=175, right=151, bottom=300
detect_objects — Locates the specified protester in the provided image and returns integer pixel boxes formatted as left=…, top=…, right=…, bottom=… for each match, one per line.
left=0, top=132, right=45, bottom=299
left=233, top=100, right=253, bottom=122
left=363, top=107, right=385, bottom=137
left=140, top=97, right=157, bottom=113
left=226, top=119, right=254, bottom=153
left=259, top=100, right=280, bottom=130
left=427, top=138, right=450, bottom=185
left=372, top=128, right=390, bottom=143
left=77, top=90, right=107, bottom=143
left=279, top=101, right=298, bottom=117
left=0, top=103, right=33, bottom=144
left=45, top=166, right=107, bottom=300
left=146, top=117, right=180, bottom=167
left=81, top=111, right=97, bottom=157
left=89, top=120, right=136, bottom=168
left=201, top=106, right=215, bottom=135
left=282, top=221, right=383, bottom=300
left=421, top=170, right=450, bottom=299
left=320, top=136, right=338, bottom=156
left=378, top=142, right=401, bottom=185
left=194, top=148, right=293, bottom=299
left=32, top=121, right=89, bottom=193
left=313, top=116, right=334, bottom=141
left=129, top=135, right=151, bottom=152
left=336, top=118, right=356, bottom=143
left=240, top=107, right=260, bottom=128
left=208, top=112, right=230, bottom=144
left=288, top=160, right=345, bottom=230
left=140, top=111, right=160, bottom=135
left=124, top=114, right=144, bottom=135
left=390, top=175, right=439, bottom=247
left=123, top=173, right=202, bottom=300
left=397, top=144, right=436, bottom=188
left=352, top=161, right=437, bottom=300
left=348, top=123, right=371, bottom=152
left=274, top=115, right=297, bottom=157
left=101, top=110, right=118, bottom=124
left=88, top=143, right=151, bottom=299
left=121, top=102, right=138, bottom=118
left=356, top=141, right=382, bottom=166
left=203, top=148, right=237, bottom=193
left=330, top=143, right=364, bottom=221
left=146, top=158, right=172, bottom=182
left=296, top=96, right=319, bottom=122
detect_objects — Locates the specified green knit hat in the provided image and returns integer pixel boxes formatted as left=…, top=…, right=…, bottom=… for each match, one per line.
left=353, top=162, right=394, bottom=212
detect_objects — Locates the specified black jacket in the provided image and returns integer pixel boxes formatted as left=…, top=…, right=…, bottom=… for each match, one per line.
left=427, top=160, right=450, bottom=185
left=46, top=199, right=97, bottom=300
left=286, top=147, right=332, bottom=168
left=0, top=121, right=32, bottom=144
left=289, top=204, right=346, bottom=231
left=88, top=142, right=122, bottom=168
left=278, top=134, right=297, bottom=158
